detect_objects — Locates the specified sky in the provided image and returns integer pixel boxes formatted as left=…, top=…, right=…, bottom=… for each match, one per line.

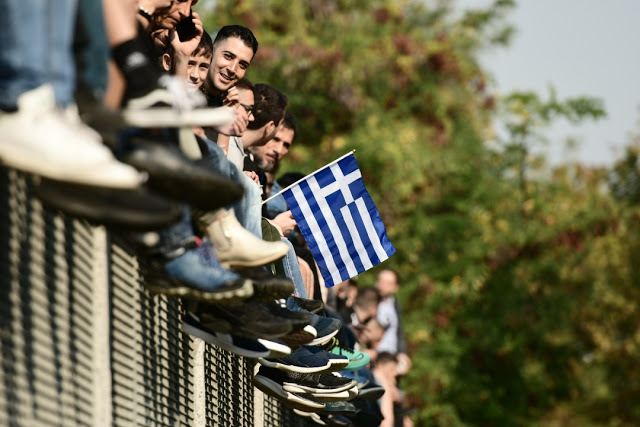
left=457, top=0, right=640, bottom=167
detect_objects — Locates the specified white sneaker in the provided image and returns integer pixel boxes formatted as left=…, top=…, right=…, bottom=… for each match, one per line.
left=122, top=75, right=234, bottom=128
left=0, top=85, right=145, bottom=189
left=206, top=209, right=290, bottom=269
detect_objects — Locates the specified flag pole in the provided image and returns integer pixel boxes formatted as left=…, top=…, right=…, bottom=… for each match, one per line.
left=261, top=149, right=356, bottom=205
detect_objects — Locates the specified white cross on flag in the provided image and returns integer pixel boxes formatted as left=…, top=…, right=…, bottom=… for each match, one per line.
left=280, top=152, right=396, bottom=287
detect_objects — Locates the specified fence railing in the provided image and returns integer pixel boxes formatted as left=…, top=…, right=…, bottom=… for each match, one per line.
left=0, top=167, right=303, bottom=427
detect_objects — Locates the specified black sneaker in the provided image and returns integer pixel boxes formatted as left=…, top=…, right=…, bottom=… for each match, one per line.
left=182, top=312, right=270, bottom=358
left=32, top=178, right=182, bottom=230
left=265, top=303, right=311, bottom=327
left=257, top=338, right=291, bottom=358
left=253, top=366, right=325, bottom=412
left=279, top=325, right=317, bottom=347
left=196, top=302, right=294, bottom=340
left=305, top=345, right=349, bottom=371
left=239, top=268, right=296, bottom=301
left=281, top=371, right=356, bottom=394
left=259, top=346, right=332, bottom=373
left=300, top=388, right=352, bottom=403
left=319, top=401, right=357, bottom=417
left=292, top=296, right=325, bottom=314
left=357, top=385, right=385, bottom=402
left=307, top=313, right=343, bottom=346
left=120, top=136, right=244, bottom=211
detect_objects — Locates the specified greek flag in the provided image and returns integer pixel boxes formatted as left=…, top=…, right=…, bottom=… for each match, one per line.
left=281, top=152, right=395, bottom=287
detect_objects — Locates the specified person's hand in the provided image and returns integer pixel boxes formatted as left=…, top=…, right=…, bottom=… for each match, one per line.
left=266, top=219, right=284, bottom=237
left=396, top=352, right=412, bottom=376
left=214, top=107, right=249, bottom=136
left=223, top=86, right=240, bottom=106
left=168, top=12, right=203, bottom=60
left=243, top=171, right=260, bottom=185
left=271, top=210, right=296, bottom=236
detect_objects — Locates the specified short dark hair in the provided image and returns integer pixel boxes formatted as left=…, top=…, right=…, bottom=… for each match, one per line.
left=192, top=30, right=213, bottom=59
left=354, top=286, right=381, bottom=311
left=376, top=352, right=398, bottom=365
left=234, top=77, right=254, bottom=93
left=280, top=112, right=298, bottom=142
left=247, top=83, right=288, bottom=130
left=213, top=25, right=259, bottom=55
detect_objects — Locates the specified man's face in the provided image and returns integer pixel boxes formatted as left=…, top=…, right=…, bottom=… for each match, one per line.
left=250, top=126, right=294, bottom=172
left=376, top=270, right=398, bottom=298
left=186, top=54, right=211, bottom=90
left=151, top=0, right=197, bottom=52
left=207, top=37, right=254, bottom=93
left=231, top=87, right=255, bottom=136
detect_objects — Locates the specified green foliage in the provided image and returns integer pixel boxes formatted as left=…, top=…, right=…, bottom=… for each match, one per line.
left=198, top=0, right=639, bottom=425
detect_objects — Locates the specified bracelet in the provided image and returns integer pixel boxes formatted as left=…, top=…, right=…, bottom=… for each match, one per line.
left=138, top=6, right=153, bottom=22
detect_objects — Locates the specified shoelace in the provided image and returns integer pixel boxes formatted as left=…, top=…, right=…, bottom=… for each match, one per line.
left=323, top=336, right=356, bottom=356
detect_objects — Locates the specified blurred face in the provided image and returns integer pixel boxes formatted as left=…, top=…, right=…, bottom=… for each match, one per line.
left=361, top=319, right=385, bottom=348
left=151, top=0, right=197, bottom=52
left=207, top=37, right=254, bottom=93
left=250, top=126, right=294, bottom=172
left=376, top=270, right=398, bottom=298
left=186, top=53, right=211, bottom=90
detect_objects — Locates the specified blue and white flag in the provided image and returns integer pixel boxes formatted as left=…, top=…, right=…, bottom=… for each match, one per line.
left=281, top=152, right=395, bottom=287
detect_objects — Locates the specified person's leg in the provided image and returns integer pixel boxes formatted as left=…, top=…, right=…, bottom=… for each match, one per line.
left=280, top=239, right=307, bottom=298
left=75, top=0, right=109, bottom=96
left=0, top=0, right=68, bottom=109
left=46, top=0, right=79, bottom=107
left=0, top=0, right=143, bottom=189
left=233, top=168, right=262, bottom=238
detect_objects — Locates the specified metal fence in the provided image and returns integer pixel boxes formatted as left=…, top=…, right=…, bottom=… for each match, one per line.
left=0, top=167, right=305, bottom=427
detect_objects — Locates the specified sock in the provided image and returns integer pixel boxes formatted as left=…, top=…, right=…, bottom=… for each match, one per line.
left=111, top=30, right=163, bottom=99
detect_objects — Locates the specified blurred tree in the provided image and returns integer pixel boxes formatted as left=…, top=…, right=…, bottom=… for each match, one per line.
left=197, top=0, right=639, bottom=425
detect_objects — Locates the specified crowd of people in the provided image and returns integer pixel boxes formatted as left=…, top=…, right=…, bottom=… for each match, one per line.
left=0, top=1, right=413, bottom=425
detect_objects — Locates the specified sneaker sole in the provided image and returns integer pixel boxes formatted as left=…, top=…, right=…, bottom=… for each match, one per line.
left=293, top=409, right=326, bottom=425
left=0, top=153, right=144, bottom=189
left=182, top=321, right=270, bottom=358
left=303, top=390, right=351, bottom=402
left=143, top=276, right=253, bottom=303
left=32, top=179, right=182, bottom=231
left=357, top=387, right=385, bottom=402
left=122, top=107, right=234, bottom=128
left=218, top=245, right=290, bottom=270
left=258, top=339, right=292, bottom=358
left=257, top=357, right=332, bottom=374
left=253, top=376, right=325, bottom=412
left=282, top=379, right=357, bottom=395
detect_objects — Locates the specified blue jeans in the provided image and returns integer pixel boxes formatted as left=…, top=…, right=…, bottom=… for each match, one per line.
left=198, top=136, right=262, bottom=237
left=76, top=0, right=108, bottom=95
left=281, top=239, right=307, bottom=298
left=148, top=205, right=197, bottom=255
left=264, top=181, right=288, bottom=219
left=164, top=238, right=239, bottom=290
left=0, top=0, right=77, bottom=109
